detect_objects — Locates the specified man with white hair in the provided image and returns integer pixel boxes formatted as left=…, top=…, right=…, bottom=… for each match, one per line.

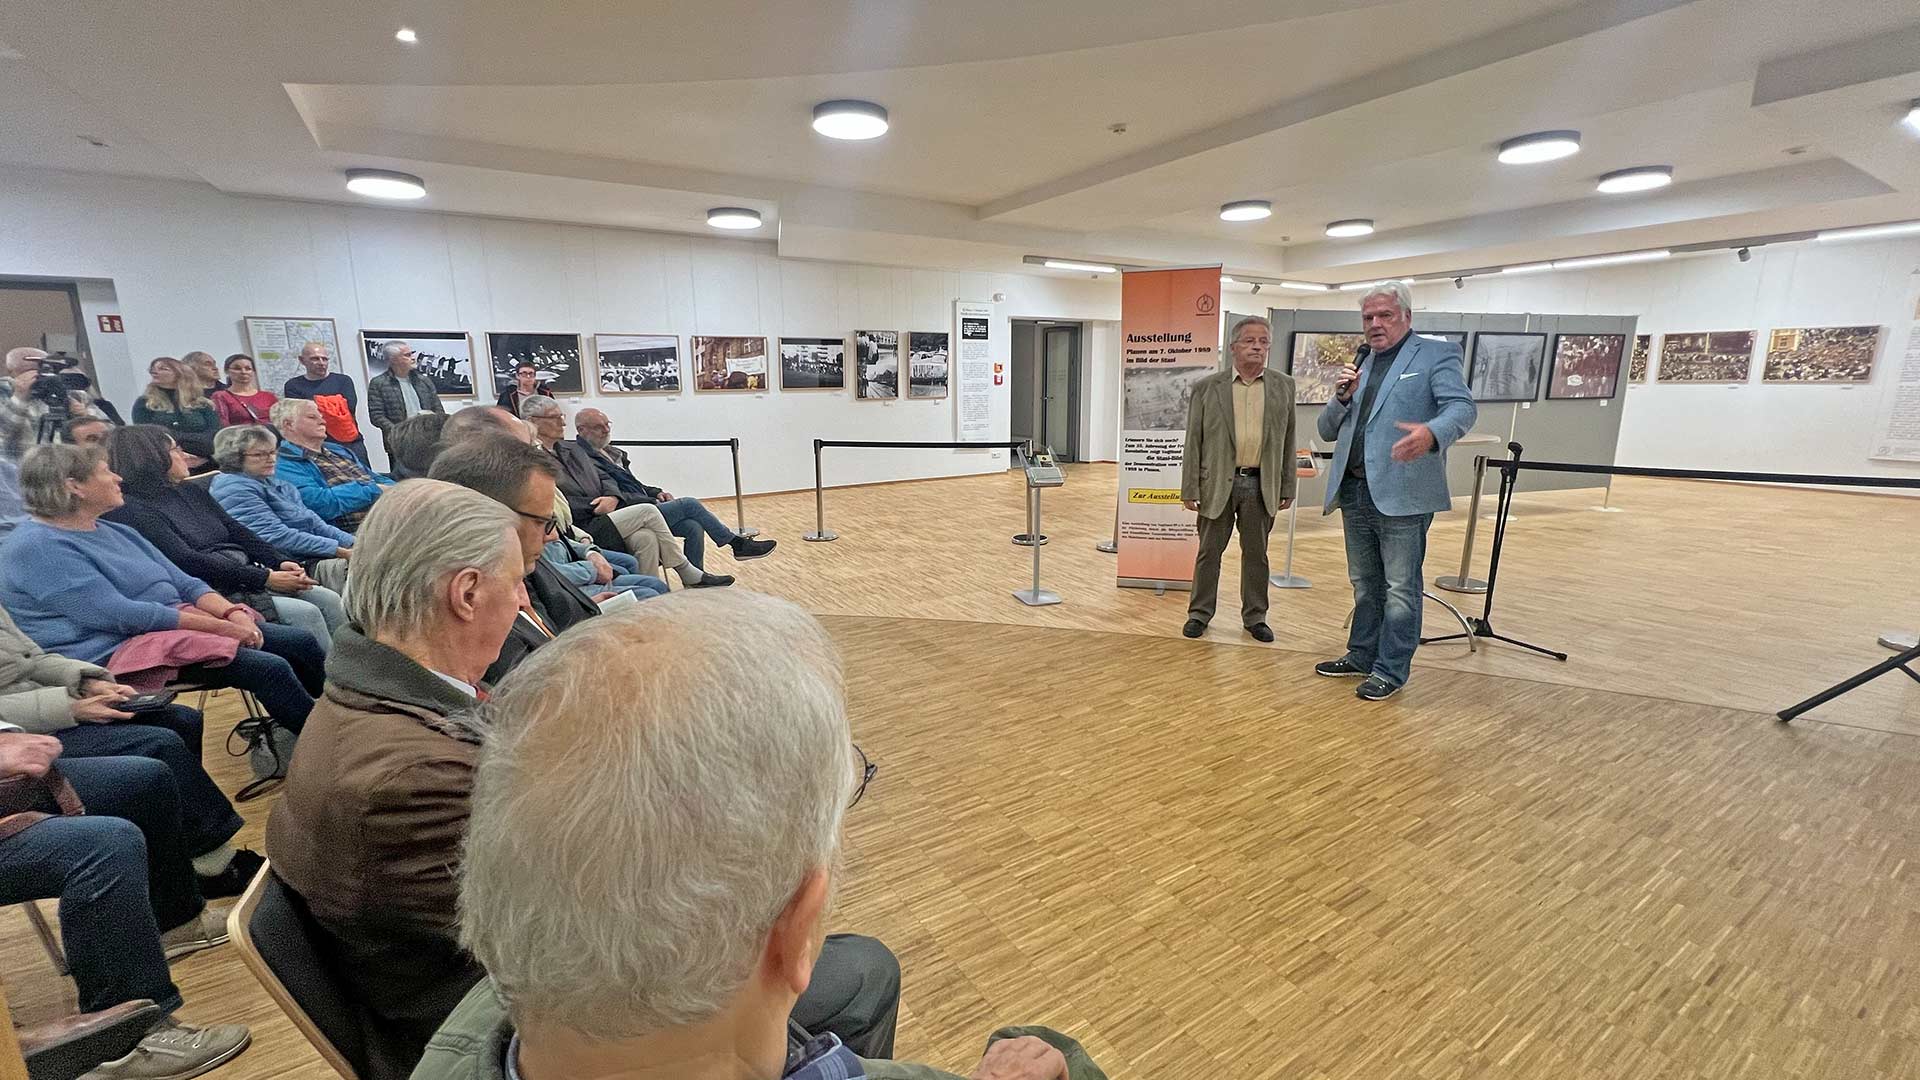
left=265, top=479, right=528, bottom=1080
left=367, top=341, right=446, bottom=448
left=1315, top=282, right=1476, bottom=700
left=416, top=591, right=1094, bottom=1080
left=272, top=396, right=395, bottom=529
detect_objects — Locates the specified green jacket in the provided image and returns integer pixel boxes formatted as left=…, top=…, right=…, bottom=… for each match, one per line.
left=412, top=981, right=1108, bottom=1080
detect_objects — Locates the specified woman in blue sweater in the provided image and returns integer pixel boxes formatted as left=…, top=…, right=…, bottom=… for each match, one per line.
left=208, top=425, right=353, bottom=593
left=0, top=444, right=321, bottom=733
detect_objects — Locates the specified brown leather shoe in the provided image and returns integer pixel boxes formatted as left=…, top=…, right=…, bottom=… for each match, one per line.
left=19, top=1000, right=164, bottom=1080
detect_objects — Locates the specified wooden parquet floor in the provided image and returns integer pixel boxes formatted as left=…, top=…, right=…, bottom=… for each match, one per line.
left=7, top=466, right=1920, bottom=1080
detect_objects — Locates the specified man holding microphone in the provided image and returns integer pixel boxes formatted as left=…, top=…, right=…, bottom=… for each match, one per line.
left=1316, top=283, right=1476, bottom=700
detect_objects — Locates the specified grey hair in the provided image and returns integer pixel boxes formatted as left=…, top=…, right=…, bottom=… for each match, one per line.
left=212, top=425, right=278, bottom=473
left=517, top=395, right=563, bottom=421
left=1229, top=315, right=1271, bottom=341
left=19, top=444, right=105, bottom=518
left=1359, top=280, right=1414, bottom=315
left=460, top=590, right=855, bottom=1037
left=269, top=397, right=319, bottom=430
left=344, top=479, right=522, bottom=640
left=376, top=340, right=410, bottom=365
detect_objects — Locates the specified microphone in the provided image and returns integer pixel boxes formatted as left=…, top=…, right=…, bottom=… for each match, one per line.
left=1353, top=341, right=1372, bottom=365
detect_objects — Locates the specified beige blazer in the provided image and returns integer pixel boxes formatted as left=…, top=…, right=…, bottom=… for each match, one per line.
left=1179, top=367, right=1298, bottom=519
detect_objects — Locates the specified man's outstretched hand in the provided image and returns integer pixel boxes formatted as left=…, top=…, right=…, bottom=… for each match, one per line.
left=1390, top=422, right=1435, bottom=463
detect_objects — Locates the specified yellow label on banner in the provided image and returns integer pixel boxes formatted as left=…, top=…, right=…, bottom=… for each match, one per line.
left=1127, top=488, right=1183, bottom=504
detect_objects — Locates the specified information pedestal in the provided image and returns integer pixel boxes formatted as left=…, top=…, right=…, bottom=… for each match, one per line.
left=1014, top=448, right=1064, bottom=607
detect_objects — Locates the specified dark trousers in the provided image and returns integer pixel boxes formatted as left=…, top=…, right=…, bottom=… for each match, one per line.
left=179, top=621, right=324, bottom=733
left=0, top=756, right=206, bottom=1014
left=53, top=705, right=242, bottom=858
left=1188, top=473, right=1275, bottom=627
left=657, top=497, right=735, bottom=570
left=791, top=933, right=901, bottom=1059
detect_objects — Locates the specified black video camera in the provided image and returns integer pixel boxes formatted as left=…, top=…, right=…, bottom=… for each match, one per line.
left=27, top=352, right=93, bottom=437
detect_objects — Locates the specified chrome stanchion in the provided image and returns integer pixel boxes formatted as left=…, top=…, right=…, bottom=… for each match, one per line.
left=802, top=440, right=836, bottom=542
left=1269, top=501, right=1310, bottom=589
left=728, top=439, right=759, bottom=538
left=1435, top=453, right=1490, bottom=594
left=1013, top=481, right=1062, bottom=606
left=1096, top=507, right=1117, bottom=553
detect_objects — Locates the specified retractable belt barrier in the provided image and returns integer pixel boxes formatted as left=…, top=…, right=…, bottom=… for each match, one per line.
left=608, top=438, right=758, bottom=538
left=803, top=439, right=1030, bottom=542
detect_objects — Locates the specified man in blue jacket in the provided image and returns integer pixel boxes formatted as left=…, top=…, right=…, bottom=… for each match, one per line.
left=270, top=397, right=394, bottom=530
left=1316, top=283, right=1477, bottom=700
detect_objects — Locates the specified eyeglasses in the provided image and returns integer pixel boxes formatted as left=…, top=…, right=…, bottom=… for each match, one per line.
left=850, top=744, right=878, bottom=808
left=514, top=508, right=560, bottom=535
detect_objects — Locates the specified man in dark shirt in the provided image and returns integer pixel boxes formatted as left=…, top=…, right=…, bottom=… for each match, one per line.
left=281, top=342, right=370, bottom=467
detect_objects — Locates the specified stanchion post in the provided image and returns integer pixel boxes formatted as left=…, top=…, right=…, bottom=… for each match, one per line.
left=802, top=439, right=837, bottom=542
left=1270, top=501, right=1310, bottom=589
left=1881, top=631, right=1919, bottom=651
left=1096, top=507, right=1118, bottom=553
left=728, top=438, right=759, bottom=538
left=1436, top=454, right=1490, bottom=594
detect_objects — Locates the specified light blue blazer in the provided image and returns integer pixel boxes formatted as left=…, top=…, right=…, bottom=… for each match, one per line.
left=1317, top=333, right=1477, bottom=517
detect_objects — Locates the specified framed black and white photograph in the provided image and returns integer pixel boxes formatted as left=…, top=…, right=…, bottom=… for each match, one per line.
left=1546, top=333, right=1626, bottom=400
left=691, top=336, right=768, bottom=391
left=594, top=334, right=680, bottom=394
left=855, top=330, right=899, bottom=399
left=487, top=332, right=585, bottom=396
left=359, top=330, right=476, bottom=398
left=1467, top=332, right=1547, bottom=402
left=1416, top=330, right=1468, bottom=353
left=779, top=337, right=846, bottom=391
left=1289, top=332, right=1366, bottom=406
left=908, top=331, right=949, bottom=399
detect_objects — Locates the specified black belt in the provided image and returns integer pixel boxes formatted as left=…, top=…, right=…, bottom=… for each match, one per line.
left=1234, top=466, right=1260, bottom=477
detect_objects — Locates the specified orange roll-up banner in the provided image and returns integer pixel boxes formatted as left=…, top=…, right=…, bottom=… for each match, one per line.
left=1116, top=265, right=1222, bottom=588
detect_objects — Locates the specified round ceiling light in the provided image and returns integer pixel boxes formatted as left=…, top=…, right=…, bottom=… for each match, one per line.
left=1496, top=130, right=1582, bottom=165
left=1219, top=200, right=1272, bottom=222
left=1596, top=165, right=1673, bottom=194
left=344, top=168, right=426, bottom=200
left=706, top=207, right=763, bottom=230
left=1325, top=218, right=1375, bottom=238
left=394, top=27, right=418, bottom=44
left=812, top=100, right=889, bottom=140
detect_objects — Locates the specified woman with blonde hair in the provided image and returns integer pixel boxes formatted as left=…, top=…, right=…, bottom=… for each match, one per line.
left=129, top=357, right=221, bottom=464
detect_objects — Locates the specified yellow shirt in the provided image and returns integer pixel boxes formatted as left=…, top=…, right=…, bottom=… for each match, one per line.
left=1231, top=371, right=1265, bottom=468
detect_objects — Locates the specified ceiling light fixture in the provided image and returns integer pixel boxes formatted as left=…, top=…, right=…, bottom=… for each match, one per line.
left=1904, top=100, right=1920, bottom=134
left=1325, top=219, right=1375, bottom=238
left=706, top=207, right=763, bottom=230
left=1042, top=259, right=1118, bottom=274
left=1501, top=262, right=1555, bottom=275
left=1337, top=281, right=1381, bottom=292
left=1596, top=166, right=1673, bottom=194
left=811, top=100, right=889, bottom=141
left=1279, top=281, right=1331, bottom=292
left=344, top=168, right=426, bottom=200
left=1553, top=249, right=1670, bottom=270
left=394, top=27, right=418, bottom=43
left=1497, top=130, right=1581, bottom=165
left=1815, top=220, right=1920, bottom=242
left=1219, top=200, right=1272, bottom=222
left=1220, top=275, right=1236, bottom=283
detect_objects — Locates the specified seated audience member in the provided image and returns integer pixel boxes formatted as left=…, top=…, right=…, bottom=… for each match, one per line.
left=385, top=410, right=448, bottom=479
left=1, top=600, right=262, bottom=897
left=264, top=480, right=526, bottom=1080
left=210, top=425, right=353, bottom=594
left=104, top=425, right=346, bottom=650
left=129, top=358, right=220, bottom=464
left=427, top=595, right=1087, bottom=1080
left=492, top=361, right=552, bottom=418
left=272, top=397, right=394, bottom=530
left=572, top=406, right=777, bottom=567
left=0, top=730, right=251, bottom=1080
left=210, top=353, right=276, bottom=427
left=366, top=342, right=447, bottom=448
left=519, top=397, right=730, bottom=589
left=281, top=341, right=369, bottom=466
left=0, top=444, right=322, bottom=734
left=183, top=351, right=228, bottom=395
left=66, top=415, right=111, bottom=447
left=436, top=403, right=525, bottom=448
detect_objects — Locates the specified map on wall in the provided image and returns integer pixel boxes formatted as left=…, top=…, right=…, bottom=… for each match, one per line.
left=1761, top=325, right=1880, bottom=383
left=243, top=316, right=340, bottom=394
left=1658, top=330, right=1754, bottom=382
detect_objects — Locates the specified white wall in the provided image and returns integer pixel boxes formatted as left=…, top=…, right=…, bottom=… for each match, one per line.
left=0, top=165, right=1121, bottom=498
left=1277, top=238, right=1920, bottom=492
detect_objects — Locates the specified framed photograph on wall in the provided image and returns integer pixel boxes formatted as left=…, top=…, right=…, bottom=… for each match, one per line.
left=1546, top=333, right=1626, bottom=400
left=594, top=334, right=681, bottom=394
left=691, top=336, right=768, bottom=391
left=1467, top=332, right=1547, bottom=402
left=907, top=332, right=950, bottom=399
left=1762, top=325, right=1881, bottom=383
left=1657, top=330, right=1754, bottom=382
left=854, top=330, right=900, bottom=399
left=1628, top=335, right=1652, bottom=382
left=487, top=332, right=585, bottom=396
left=359, top=330, right=476, bottom=398
left=779, top=337, right=846, bottom=391
left=1288, top=331, right=1365, bottom=406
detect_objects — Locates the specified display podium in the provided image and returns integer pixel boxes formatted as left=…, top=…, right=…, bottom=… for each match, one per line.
left=1013, top=447, right=1064, bottom=607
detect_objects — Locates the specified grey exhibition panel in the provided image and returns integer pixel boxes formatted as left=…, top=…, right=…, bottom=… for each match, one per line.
left=1266, top=306, right=1637, bottom=498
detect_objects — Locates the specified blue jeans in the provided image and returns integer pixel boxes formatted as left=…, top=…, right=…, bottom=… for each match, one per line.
left=656, top=497, right=734, bottom=570
left=53, top=704, right=242, bottom=858
left=543, top=543, right=670, bottom=598
left=1338, top=474, right=1433, bottom=687
left=271, top=585, right=347, bottom=651
left=177, top=621, right=324, bottom=733
left=0, top=756, right=204, bottom=1013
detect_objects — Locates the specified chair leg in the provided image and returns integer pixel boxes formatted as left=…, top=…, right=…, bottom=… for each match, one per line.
left=24, top=900, right=70, bottom=976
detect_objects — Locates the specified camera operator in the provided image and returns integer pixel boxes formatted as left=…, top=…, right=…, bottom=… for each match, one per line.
left=4, top=347, right=101, bottom=453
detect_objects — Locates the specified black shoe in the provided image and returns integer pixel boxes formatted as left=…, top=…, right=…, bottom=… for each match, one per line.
left=688, top=573, right=734, bottom=588
left=1314, top=657, right=1368, bottom=678
left=197, top=848, right=264, bottom=899
left=1246, top=623, right=1274, bottom=643
left=730, top=536, right=777, bottom=560
left=1181, top=619, right=1207, bottom=638
left=1355, top=676, right=1401, bottom=701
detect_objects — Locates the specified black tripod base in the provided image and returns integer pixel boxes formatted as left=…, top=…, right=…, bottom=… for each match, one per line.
left=1778, top=642, right=1920, bottom=722
left=1423, top=618, right=1569, bottom=662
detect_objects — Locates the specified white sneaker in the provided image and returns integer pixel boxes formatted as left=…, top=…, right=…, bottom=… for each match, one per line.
left=76, top=1020, right=250, bottom=1080
left=160, top=907, right=229, bottom=961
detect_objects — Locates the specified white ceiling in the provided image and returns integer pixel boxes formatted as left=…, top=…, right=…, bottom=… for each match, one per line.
left=1, top=0, right=1917, bottom=283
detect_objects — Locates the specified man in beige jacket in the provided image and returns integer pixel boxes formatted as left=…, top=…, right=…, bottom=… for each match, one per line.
left=1180, top=315, right=1298, bottom=641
